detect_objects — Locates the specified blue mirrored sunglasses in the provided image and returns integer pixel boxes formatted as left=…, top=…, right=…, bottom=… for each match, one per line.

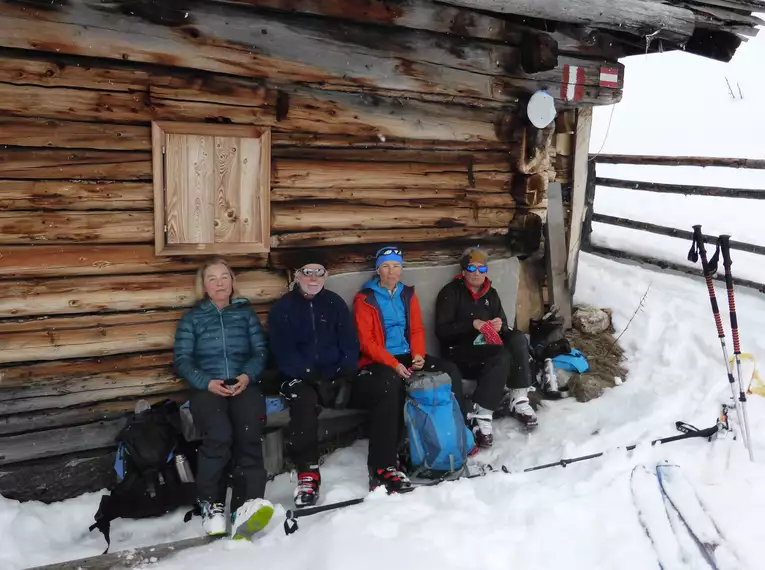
left=298, top=267, right=327, bottom=277
left=377, top=247, right=403, bottom=257
left=465, top=264, right=488, bottom=274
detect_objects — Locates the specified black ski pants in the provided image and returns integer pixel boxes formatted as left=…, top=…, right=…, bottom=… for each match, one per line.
left=190, top=387, right=267, bottom=512
left=351, top=354, right=465, bottom=472
left=446, top=329, right=532, bottom=411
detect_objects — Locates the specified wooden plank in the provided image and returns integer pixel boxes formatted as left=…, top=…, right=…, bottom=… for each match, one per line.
left=592, top=154, right=765, bottom=169
left=272, top=160, right=469, bottom=189
left=0, top=244, right=268, bottom=279
left=440, top=0, right=696, bottom=42
left=168, top=133, right=214, bottom=245
left=271, top=227, right=510, bottom=248
left=0, top=1, right=620, bottom=105
left=581, top=161, right=597, bottom=251
left=1, top=270, right=287, bottom=317
left=592, top=214, right=765, bottom=257
left=566, top=108, right=593, bottom=295
left=0, top=148, right=151, bottom=180
left=0, top=118, right=151, bottom=150
left=543, top=182, right=572, bottom=328
left=271, top=133, right=517, bottom=151
left=596, top=177, right=765, bottom=199
left=0, top=211, right=153, bottom=244
left=0, top=418, right=126, bottom=465
left=270, top=187, right=467, bottom=204
left=0, top=180, right=152, bottom=211
left=514, top=258, right=545, bottom=332
left=271, top=147, right=514, bottom=165
left=0, top=352, right=174, bottom=389
left=272, top=203, right=515, bottom=231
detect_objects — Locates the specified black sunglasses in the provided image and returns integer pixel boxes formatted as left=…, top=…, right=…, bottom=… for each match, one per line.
left=298, top=267, right=327, bottom=278
left=377, top=247, right=403, bottom=257
left=465, top=265, right=488, bottom=274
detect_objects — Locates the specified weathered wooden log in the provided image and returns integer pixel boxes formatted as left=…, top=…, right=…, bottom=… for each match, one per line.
left=0, top=0, right=620, bottom=105
left=0, top=307, right=270, bottom=364
left=0, top=448, right=115, bottom=503
left=595, top=177, right=765, bottom=199
left=512, top=173, right=549, bottom=207
left=272, top=203, right=515, bottom=231
left=0, top=148, right=151, bottom=180
left=0, top=418, right=126, bottom=465
left=271, top=147, right=514, bottom=165
left=0, top=245, right=268, bottom=279
left=439, top=0, right=696, bottom=43
left=0, top=352, right=174, bottom=389
left=272, top=132, right=519, bottom=150
left=0, top=118, right=151, bottom=151
left=517, top=125, right=555, bottom=175
left=592, top=154, right=765, bottom=169
left=272, top=160, right=469, bottom=189
left=0, top=211, right=153, bottom=244
left=0, top=394, right=188, bottom=436
left=1, top=270, right=287, bottom=317
left=0, top=180, right=153, bottom=211
left=0, top=368, right=184, bottom=415
left=270, top=227, right=510, bottom=248
left=271, top=187, right=468, bottom=204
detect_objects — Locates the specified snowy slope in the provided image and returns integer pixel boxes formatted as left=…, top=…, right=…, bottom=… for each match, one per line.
left=3, top=253, right=765, bottom=570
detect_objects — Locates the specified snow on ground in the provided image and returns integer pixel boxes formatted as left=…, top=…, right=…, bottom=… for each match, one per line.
left=4, top=253, right=765, bottom=570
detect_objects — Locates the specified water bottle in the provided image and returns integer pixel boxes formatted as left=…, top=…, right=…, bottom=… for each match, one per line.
left=175, top=453, right=195, bottom=483
left=134, top=399, right=151, bottom=414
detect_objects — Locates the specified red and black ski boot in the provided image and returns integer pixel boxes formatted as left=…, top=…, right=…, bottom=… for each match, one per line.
left=294, top=465, right=321, bottom=508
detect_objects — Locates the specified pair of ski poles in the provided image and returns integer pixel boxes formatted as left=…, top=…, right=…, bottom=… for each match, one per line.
left=688, top=225, right=754, bottom=461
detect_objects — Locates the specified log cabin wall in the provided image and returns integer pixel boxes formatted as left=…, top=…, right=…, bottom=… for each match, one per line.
left=0, top=0, right=624, bottom=501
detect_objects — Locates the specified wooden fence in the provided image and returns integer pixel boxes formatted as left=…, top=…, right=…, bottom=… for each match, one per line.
left=581, top=154, right=765, bottom=293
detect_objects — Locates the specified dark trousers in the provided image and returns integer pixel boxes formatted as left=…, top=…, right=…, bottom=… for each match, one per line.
left=447, top=329, right=532, bottom=411
left=284, top=378, right=322, bottom=470
left=350, top=354, right=465, bottom=472
left=190, top=387, right=267, bottom=512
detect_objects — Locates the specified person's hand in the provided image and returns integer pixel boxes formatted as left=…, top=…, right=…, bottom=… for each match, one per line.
left=229, top=374, right=250, bottom=396
left=208, top=379, right=231, bottom=397
left=473, top=319, right=487, bottom=331
left=491, top=318, right=503, bottom=332
left=395, top=363, right=411, bottom=379
left=411, top=355, right=425, bottom=370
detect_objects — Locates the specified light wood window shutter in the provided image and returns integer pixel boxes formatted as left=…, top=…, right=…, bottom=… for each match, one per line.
left=152, top=122, right=271, bottom=256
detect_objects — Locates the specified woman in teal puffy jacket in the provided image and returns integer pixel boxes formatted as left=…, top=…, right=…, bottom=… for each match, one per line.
left=173, top=257, right=273, bottom=539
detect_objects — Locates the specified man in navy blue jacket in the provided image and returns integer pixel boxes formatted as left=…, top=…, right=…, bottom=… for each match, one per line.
left=268, top=263, right=359, bottom=508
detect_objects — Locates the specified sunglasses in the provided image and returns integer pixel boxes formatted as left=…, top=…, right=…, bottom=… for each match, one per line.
left=377, top=247, right=403, bottom=257
left=298, top=267, right=327, bottom=278
left=465, top=265, right=488, bottom=274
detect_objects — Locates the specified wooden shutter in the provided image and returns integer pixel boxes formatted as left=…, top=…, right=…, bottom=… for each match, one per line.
left=152, top=122, right=271, bottom=256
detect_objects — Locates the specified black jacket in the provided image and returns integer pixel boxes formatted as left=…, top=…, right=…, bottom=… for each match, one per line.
left=268, top=287, right=360, bottom=381
left=435, top=277, right=509, bottom=353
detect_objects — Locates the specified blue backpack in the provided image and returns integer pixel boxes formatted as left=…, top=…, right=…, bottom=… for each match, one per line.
left=403, top=371, right=474, bottom=478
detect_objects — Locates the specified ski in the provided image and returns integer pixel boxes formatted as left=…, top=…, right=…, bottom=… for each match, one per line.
left=656, top=463, right=742, bottom=570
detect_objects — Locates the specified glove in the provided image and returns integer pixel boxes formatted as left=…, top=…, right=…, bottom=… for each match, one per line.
left=279, top=378, right=303, bottom=403
left=331, top=371, right=354, bottom=410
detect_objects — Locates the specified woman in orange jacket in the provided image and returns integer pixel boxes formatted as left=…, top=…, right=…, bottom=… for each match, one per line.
left=351, top=246, right=467, bottom=490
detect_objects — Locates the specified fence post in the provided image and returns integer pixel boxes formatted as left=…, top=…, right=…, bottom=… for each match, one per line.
left=581, top=159, right=597, bottom=252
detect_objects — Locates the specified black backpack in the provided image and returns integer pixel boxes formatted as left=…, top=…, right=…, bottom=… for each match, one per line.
left=89, top=400, right=197, bottom=552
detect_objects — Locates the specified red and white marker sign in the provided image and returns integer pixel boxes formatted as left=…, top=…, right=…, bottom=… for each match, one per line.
left=599, top=67, right=620, bottom=88
left=560, top=64, right=585, bottom=102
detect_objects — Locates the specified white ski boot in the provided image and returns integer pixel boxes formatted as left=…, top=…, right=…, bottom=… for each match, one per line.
left=200, top=501, right=226, bottom=537
left=509, top=389, right=539, bottom=429
left=467, top=403, right=494, bottom=448
left=232, top=498, right=275, bottom=541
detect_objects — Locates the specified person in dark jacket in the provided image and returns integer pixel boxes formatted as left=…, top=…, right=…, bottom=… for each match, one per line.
left=173, top=257, right=273, bottom=539
left=268, top=262, right=359, bottom=508
left=435, top=248, right=538, bottom=448
left=353, top=246, right=467, bottom=492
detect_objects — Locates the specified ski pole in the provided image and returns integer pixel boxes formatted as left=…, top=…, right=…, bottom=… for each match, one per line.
left=687, top=225, right=748, bottom=451
left=717, top=235, right=754, bottom=461
left=521, top=420, right=723, bottom=473
left=284, top=419, right=724, bottom=535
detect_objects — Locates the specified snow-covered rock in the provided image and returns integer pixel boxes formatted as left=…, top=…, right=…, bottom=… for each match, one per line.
left=573, top=306, right=611, bottom=334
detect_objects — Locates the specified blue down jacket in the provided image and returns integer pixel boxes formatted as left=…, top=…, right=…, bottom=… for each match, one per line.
left=173, top=298, right=268, bottom=390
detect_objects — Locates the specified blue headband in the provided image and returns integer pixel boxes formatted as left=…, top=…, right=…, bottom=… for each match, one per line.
left=375, top=246, right=403, bottom=270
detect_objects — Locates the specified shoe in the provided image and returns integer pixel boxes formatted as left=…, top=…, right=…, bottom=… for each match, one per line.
left=294, top=465, right=321, bottom=508
left=369, top=466, right=412, bottom=493
left=200, top=501, right=226, bottom=537
left=232, top=498, right=275, bottom=541
left=510, top=391, right=539, bottom=429
left=467, top=403, right=494, bottom=448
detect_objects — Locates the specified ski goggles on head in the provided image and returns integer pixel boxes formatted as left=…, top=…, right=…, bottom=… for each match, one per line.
left=465, top=264, right=488, bottom=274
left=376, top=247, right=403, bottom=258
left=298, top=267, right=327, bottom=278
